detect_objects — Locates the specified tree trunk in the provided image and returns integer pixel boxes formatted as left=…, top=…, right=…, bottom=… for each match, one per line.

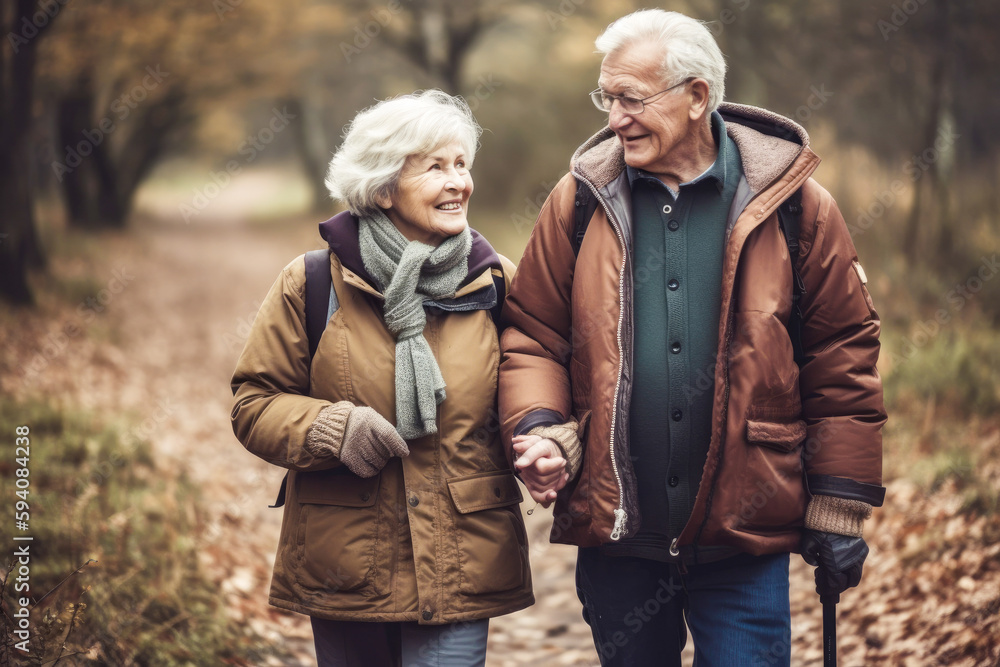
left=112, top=87, right=191, bottom=224
left=932, top=6, right=956, bottom=266
left=387, top=0, right=488, bottom=94
left=286, top=97, right=331, bottom=213
left=57, top=80, right=130, bottom=229
left=903, top=64, right=946, bottom=262
left=57, top=82, right=190, bottom=230
left=0, top=132, right=41, bottom=304
left=904, top=1, right=952, bottom=264
left=56, top=90, right=102, bottom=226
left=0, top=0, right=52, bottom=304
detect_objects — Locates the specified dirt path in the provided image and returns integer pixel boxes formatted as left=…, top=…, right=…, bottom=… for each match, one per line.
left=116, top=217, right=323, bottom=663
left=5, top=213, right=996, bottom=666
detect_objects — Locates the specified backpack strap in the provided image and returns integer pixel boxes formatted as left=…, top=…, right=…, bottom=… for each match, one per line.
left=269, top=475, right=288, bottom=509
left=777, top=189, right=806, bottom=367
left=304, top=249, right=333, bottom=359
left=272, top=248, right=332, bottom=510
left=571, top=179, right=600, bottom=256
left=490, top=270, right=506, bottom=329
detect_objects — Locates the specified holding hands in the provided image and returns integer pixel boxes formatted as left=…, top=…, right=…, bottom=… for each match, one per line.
left=513, top=435, right=571, bottom=506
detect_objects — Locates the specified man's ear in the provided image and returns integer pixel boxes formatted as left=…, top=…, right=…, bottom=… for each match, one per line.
left=687, top=78, right=710, bottom=121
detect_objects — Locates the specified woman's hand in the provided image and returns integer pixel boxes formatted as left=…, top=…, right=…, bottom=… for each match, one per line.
left=512, top=435, right=570, bottom=507
left=340, top=406, right=410, bottom=477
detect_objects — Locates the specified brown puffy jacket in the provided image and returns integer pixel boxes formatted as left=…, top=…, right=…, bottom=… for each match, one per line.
left=232, top=213, right=532, bottom=623
left=500, top=103, right=886, bottom=557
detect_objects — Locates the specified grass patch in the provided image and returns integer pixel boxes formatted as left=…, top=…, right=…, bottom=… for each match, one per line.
left=884, top=325, right=1000, bottom=418
left=0, top=398, right=280, bottom=665
left=882, top=411, right=1000, bottom=518
left=48, top=276, right=106, bottom=306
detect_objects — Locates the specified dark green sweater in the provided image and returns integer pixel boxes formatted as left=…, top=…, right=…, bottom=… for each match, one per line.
left=612, top=111, right=742, bottom=560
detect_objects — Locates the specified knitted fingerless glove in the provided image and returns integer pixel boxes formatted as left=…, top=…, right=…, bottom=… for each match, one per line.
left=804, top=494, right=873, bottom=537
left=528, top=417, right=583, bottom=481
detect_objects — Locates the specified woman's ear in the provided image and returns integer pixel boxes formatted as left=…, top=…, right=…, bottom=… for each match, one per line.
left=374, top=192, right=392, bottom=209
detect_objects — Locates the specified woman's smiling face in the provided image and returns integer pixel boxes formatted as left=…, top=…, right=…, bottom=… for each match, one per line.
left=379, top=141, right=474, bottom=246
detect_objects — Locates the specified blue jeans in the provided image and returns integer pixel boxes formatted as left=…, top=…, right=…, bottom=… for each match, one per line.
left=576, top=549, right=791, bottom=666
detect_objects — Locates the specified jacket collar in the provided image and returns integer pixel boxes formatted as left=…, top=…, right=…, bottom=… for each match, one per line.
left=572, top=102, right=810, bottom=198
left=317, top=211, right=502, bottom=297
left=626, top=110, right=734, bottom=196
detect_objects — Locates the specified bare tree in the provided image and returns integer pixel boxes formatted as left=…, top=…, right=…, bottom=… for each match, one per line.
left=0, top=0, right=56, bottom=304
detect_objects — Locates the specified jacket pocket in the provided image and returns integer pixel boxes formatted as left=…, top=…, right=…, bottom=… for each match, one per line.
left=448, top=471, right=529, bottom=595
left=294, top=467, right=380, bottom=595
left=746, top=419, right=807, bottom=452
left=736, top=419, right=807, bottom=532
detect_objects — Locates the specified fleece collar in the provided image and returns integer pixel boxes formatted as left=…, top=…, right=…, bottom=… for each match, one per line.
left=572, top=102, right=810, bottom=197
left=317, top=211, right=501, bottom=297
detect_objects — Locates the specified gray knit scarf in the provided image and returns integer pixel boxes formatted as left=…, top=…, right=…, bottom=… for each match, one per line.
left=358, top=210, right=472, bottom=439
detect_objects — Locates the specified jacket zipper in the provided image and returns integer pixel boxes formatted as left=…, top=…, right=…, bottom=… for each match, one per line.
left=576, top=174, right=629, bottom=541
left=689, top=234, right=738, bottom=547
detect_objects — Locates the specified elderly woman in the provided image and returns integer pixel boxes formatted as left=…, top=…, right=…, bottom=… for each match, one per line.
left=231, top=90, right=532, bottom=667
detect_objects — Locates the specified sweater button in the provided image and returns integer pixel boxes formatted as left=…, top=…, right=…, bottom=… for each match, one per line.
left=667, top=219, right=679, bottom=231
left=669, top=476, right=680, bottom=487
left=667, top=279, right=679, bottom=291
left=422, top=610, right=433, bottom=621
left=662, top=204, right=673, bottom=215
left=672, top=409, right=683, bottom=421
left=408, top=496, right=419, bottom=507
left=671, top=341, right=681, bottom=354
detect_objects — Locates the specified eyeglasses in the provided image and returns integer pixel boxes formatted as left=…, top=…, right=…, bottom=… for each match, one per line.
left=589, top=78, right=693, bottom=114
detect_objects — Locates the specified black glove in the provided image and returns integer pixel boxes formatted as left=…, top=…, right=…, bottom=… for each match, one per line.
left=801, top=530, right=869, bottom=599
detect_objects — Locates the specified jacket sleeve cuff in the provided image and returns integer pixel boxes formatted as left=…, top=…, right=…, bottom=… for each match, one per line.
left=804, top=494, right=873, bottom=537
left=528, top=418, right=582, bottom=481
left=514, top=408, right=564, bottom=437
left=304, top=401, right=353, bottom=460
left=806, top=474, right=886, bottom=506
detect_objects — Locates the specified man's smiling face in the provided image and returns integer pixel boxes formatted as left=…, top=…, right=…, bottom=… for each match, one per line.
left=598, top=40, right=694, bottom=175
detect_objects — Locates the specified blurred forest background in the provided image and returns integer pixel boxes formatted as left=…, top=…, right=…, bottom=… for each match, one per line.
left=2, top=0, right=999, bottom=665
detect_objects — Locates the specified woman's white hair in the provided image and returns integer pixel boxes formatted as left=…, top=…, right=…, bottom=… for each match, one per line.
left=595, top=10, right=727, bottom=113
left=325, top=90, right=482, bottom=216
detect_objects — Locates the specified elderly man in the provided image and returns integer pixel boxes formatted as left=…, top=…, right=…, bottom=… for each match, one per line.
left=499, top=9, right=886, bottom=665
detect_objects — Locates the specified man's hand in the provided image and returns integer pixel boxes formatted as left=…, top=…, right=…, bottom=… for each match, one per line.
left=512, top=434, right=570, bottom=506
left=801, top=529, right=869, bottom=599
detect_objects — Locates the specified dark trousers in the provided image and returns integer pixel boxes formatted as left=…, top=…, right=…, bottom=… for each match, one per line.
left=575, top=548, right=792, bottom=666
left=310, top=616, right=489, bottom=667
left=311, top=619, right=401, bottom=667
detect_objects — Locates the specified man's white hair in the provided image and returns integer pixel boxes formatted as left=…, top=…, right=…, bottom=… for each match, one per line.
left=595, top=9, right=727, bottom=113
left=325, top=90, right=482, bottom=216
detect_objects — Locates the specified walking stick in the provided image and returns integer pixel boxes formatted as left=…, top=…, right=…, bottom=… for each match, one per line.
left=821, top=593, right=839, bottom=667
